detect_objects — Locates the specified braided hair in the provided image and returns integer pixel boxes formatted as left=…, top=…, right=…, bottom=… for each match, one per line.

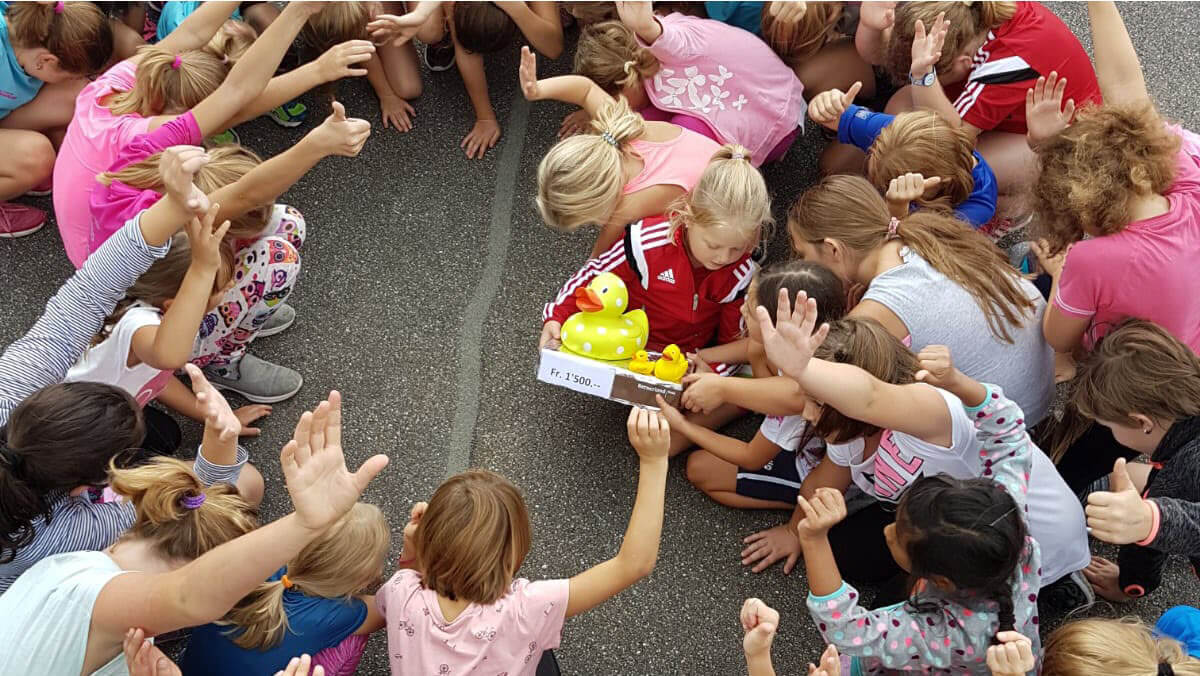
left=897, top=474, right=1026, bottom=642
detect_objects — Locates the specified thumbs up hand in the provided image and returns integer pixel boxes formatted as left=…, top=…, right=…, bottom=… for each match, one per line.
left=307, top=100, right=372, bottom=158
left=1085, top=458, right=1155, bottom=545
left=808, top=81, right=863, bottom=131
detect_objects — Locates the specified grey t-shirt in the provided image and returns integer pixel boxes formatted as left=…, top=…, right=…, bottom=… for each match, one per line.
left=862, top=248, right=1054, bottom=425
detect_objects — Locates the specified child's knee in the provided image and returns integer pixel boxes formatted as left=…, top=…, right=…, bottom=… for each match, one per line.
left=15, top=134, right=56, bottom=182
left=269, top=204, right=307, bottom=249
left=236, top=463, right=265, bottom=507
left=685, top=450, right=711, bottom=488
left=395, top=79, right=423, bottom=100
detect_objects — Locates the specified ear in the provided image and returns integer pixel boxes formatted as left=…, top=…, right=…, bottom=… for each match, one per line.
left=160, top=298, right=174, bottom=312
left=35, top=51, right=60, bottom=73
left=929, top=574, right=958, bottom=593
left=952, top=54, right=974, bottom=79
left=822, top=238, right=844, bottom=264
left=1129, top=413, right=1156, bottom=434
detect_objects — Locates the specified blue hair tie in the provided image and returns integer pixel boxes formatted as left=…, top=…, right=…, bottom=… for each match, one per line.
left=601, top=131, right=618, bottom=148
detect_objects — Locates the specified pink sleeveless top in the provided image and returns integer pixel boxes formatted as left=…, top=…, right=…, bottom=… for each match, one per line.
left=623, top=126, right=721, bottom=195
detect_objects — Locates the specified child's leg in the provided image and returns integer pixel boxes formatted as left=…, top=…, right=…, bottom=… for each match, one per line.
left=109, top=17, right=147, bottom=63
left=240, top=2, right=282, bottom=35
left=669, top=403, right=743, bottom=456
left=312, top=634, right=369, bottom=676
left=0, top=129, right=55, bottom=200
left=975, top=130, right=1038, bottom=218
left=795, top=40, right=877, bottom=102
left=685, top=449, right=796, bottom=510
left=192, top=205, right=305, bottom=372
left=0, top=76, right=88, bottom=137
left=378, top=2, right=423, bottom=99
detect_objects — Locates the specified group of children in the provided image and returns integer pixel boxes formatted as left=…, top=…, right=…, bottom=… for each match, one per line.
left=0, top=1, right=1198, bottom=674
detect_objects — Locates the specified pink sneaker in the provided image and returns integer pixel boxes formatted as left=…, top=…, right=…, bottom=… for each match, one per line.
left=0, top=202, right=46, bottom=238
left=24, top=178, right=52, bottom=197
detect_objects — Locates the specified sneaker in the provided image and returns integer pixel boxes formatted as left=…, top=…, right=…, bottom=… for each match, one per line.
left=268, top=100, right=308, bottom=128
left=0, top=202, right=46, bottom=239
left=1039, top=569, right=1097, bottom=615
left=203, top=353, right=303, bottom=403
left=256, top=303, right=296, bottom=338
left=207, top=128, right=240, bottom=146
left=422, top=38, right=455, bottom=72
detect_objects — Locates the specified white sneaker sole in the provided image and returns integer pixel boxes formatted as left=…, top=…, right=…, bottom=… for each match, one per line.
left=0, top=220, right=45, bottom=239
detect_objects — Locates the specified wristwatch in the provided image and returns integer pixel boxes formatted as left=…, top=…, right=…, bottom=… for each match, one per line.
left=909, top=68, right=937, bottom=87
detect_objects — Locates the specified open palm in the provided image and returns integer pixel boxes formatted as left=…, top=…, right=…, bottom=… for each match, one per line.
left=755, top=289, right=829, bottom=383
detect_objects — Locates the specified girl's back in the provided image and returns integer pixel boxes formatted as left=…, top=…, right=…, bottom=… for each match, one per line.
left=377, top=569, right=568, bottom=675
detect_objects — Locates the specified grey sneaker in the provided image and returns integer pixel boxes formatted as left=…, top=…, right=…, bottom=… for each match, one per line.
left=256, top=303, right=296, bottom=338
left=203, top=353, right=303, bottom=403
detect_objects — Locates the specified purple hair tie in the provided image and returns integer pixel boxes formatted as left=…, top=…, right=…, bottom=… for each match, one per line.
left=171, top=54, right=183, bottom=70
left=54, top=1, right=64, bottom=14
left=180, top=493, right=206, bottom=510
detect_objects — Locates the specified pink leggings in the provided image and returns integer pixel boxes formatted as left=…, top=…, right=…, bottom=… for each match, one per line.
left=312, top=634, right=368, bottom=676
left=637, top=106, right=798, bottom=164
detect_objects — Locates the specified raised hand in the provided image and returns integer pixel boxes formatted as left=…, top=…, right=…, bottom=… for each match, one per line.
left=124, top=628, right=181, bottom=676
left=755, top=289, right=830, bottom=384
left=808, top=645, right=842, bottom=676
left=1086, top=457, right=1154, bottom=544
left=768, top=1, right=807, bottom=23
left=159, top=145, right=212, bottom=216
left=795, top=488, right=847, bottom=541
left=308, top=101, right=372, bottom=156
left=1030, top=238, right=1067, bottom=279
left=367, top=11, right=427, bottom=46
left=519, top=46, right=542, bottom=101
left=614, top=0, right=656, bottom=33
left=274, top=654, right=326, bottom=676
left=184, top=202, right=231, bottom=274
left=740, top=597, right=781, bottom=655
left=1025, top=71, right=1076, bottom=147
left=886, top=172, right=942, bottom=207
left=281, top=391, right=389, bottom=533
left=986, top=632, right=1035, bottom=676
left=859, top=1, right=895, bottom=30
left=910, top=13, right=949, bottom=79
left=316, top=40, right=375, bottom=82
left=627, top=406, right=671, bottom=460
left=185, top=363, right=241, bottom=444
left=808, top=81, right=863, bottom=131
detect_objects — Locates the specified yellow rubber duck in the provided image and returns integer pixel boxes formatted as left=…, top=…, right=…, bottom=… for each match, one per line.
left=628, top=350, right=656, bottom=375
left=653, top=344, right=689, bottom=383
left=561, top=272, right=650, bottom=361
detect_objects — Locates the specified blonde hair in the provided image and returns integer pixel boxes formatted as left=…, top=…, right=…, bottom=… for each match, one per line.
left=535, top=96, right=645, bottom=231
left=415, top=470, right=531, bottom=605
left=300, top=2, right=369, bottom=53
left=220, top=503, right=390, bottom=650
left=788, top=175, right=1035, bottom=342
left=866, top=111, right=976, bottom=214
left=1032, top=102, right=1179, bottom=255
left=668, top=144, right=771, bottom=250
left=760, top=1, right=842, bottom=67
left=574, top=20, right=659, bottom=95
left=107, top=45, right=228, bottom=117
left=1074, top=319, right=1200, bottom=426
left=885, top=2, right=1017, bottom=83
left=98, top=144, right=269, bottom=240
left=206, top=20, right=256, bottom=66
left=110, top=457, right=258, bottom=561
left=1044, top=617, right=1200, bottom=676
left=6, top=1, right=112, bottom=75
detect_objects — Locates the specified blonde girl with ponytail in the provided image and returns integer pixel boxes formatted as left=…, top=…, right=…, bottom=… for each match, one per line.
left=788, top=174, right=1055, bottom=426
left=0, top=1, right=112, bottom=237
left=0, top=389, right=389, bottom=676
left=519, top=45, right=721, bottom=258
left=53, top=1, right=376, bottom=267
left=180, top=503, right=390, bottom=675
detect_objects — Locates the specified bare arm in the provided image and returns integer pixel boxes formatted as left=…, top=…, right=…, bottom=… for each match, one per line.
left=352, top=595, right=386, bottom=636
left=589, top=185, right=686, bottom=257
left=156, top=1, right=239, bottom=53
left=451, top=17, right=494, bottom=122
left=504, top=2, right=564, bottom=58
left=1087, top=1, right=1149, bottom=106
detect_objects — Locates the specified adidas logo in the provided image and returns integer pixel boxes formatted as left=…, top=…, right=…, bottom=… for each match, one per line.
left=656, top=268, right=676, bottom=285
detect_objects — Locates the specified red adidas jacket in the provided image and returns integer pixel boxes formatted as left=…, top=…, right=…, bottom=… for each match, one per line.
left=543, top=217, right=756, bottom=376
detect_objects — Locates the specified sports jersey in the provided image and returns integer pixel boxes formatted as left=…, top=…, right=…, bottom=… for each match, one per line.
left=946, top=1, right=1100, bottom=134
left=543, top=217, right=755, bottom=376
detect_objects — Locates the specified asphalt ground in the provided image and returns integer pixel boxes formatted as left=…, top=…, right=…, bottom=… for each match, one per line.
left=1, top=3, right=1198, bottom=674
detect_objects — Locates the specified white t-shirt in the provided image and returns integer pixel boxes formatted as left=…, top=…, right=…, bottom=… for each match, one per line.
left=759, top=414, right=822, bottom=477
left=65, top=304, right=173, bottom=406
left=825, top=386, right=1089, bottom=586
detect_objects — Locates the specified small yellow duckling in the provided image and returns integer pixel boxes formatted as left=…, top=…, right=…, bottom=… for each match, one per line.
left=628, top=350, right=656, bottom=375
left=653, top=344, right=688, bottom=383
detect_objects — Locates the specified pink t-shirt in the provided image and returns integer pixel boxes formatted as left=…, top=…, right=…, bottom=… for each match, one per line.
left=377, top=570, right=569, bottom=676
left=639, top=13, right=806, bottom=167
left=54, top=58, right=153, bottom=268
left=1054, top=126, right=1200, bottom=352
left=88, top=111, right=202, bottom=256
left=623, top=126, right=721, bottom=195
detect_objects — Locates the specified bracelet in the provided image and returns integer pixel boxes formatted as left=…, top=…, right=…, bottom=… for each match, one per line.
left=1134, top=499, right=1161, bottom=547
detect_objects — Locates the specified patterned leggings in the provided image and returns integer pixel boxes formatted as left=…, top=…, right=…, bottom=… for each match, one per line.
left=190, top=204, right=305, bottom=374
left=312, top=634, right=368, bottom=676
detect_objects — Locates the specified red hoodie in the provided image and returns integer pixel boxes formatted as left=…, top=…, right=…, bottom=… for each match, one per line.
left=543, top=217, right=756, bottom=376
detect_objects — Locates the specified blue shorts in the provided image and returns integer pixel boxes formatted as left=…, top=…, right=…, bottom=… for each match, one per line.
left=735, top=450, right=804, bottom=503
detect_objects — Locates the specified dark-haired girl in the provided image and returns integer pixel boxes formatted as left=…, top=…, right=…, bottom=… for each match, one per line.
left=757, top=296, right=1049, bottom=672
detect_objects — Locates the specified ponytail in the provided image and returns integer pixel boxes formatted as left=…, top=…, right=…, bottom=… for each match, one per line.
left=668, top=143, right=772, bottom=249
left=109, top=458, right=258, bottom=562
left=884, top=2, right=1017, bottom=83
left=107, top=45, right=227, bottom=117
left=6, top=1, right=112, bottom=76
left=535, top=96, right=645, bottom=231
left=219, top=503, right=389, bottom=650
left=788, top=175, right=1034, bottom=343
left=574, top=20, right=659, bottom=94
left=989, top=583, right=1017, bottom=641
left=760, top=0, right=842, bottom=67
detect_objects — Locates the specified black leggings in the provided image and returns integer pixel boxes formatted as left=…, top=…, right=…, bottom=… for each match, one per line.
left=537, top=650, right=560, bottom=676
left=1054, top=422, right=1139, bottom=495
left=828, top=502, right=908, bottom=606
